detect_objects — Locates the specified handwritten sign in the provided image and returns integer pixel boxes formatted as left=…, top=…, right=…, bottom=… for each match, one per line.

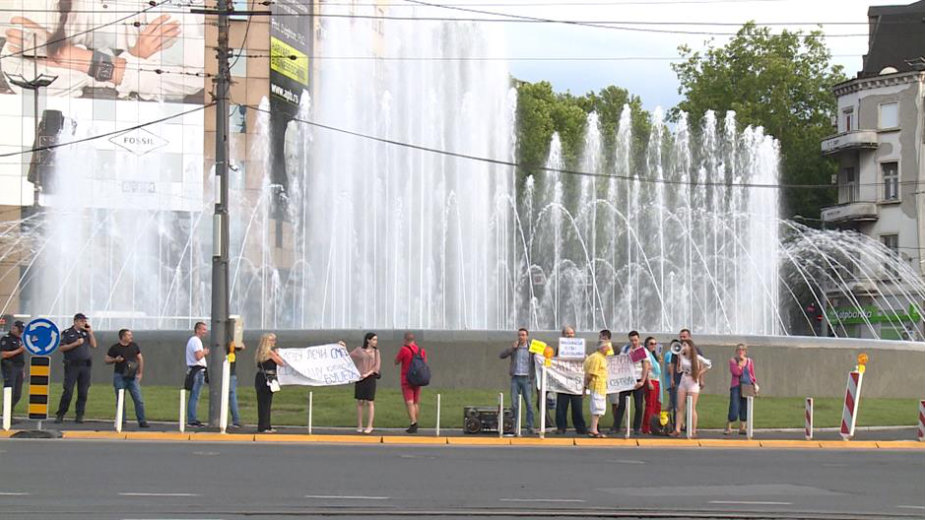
left=276, top=344, right=361, bottom=386
left=557, top=337, right=586, bottom=359
left=529, top=339, right=548, bottom=355
left=534, top=354, right=636, bottom=395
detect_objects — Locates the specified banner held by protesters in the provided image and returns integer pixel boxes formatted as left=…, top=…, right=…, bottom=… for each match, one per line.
left=535, top=354, right=636, bottom=395
left=277, top=344, right=362, bottom=386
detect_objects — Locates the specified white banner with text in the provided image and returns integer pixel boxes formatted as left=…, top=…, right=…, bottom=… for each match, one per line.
left=534, top=354, right=636, bottom=395
left=276, top=344, right=362, bottom=386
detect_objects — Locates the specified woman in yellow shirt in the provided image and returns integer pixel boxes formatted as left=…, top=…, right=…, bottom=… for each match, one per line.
left=583, top=341, right=612, bottom=438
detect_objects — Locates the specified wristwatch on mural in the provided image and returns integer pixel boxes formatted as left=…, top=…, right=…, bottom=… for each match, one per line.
left=88, top=50, right=115, bottom=82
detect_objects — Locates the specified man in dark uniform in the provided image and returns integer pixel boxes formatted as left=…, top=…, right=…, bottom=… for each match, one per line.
left=54, top=313, right=97, bottom=423
left=1, top=320, right=26, bottom=415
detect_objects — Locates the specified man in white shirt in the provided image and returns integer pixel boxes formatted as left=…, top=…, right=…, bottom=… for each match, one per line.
left=184, top=321, right=209, bottom=427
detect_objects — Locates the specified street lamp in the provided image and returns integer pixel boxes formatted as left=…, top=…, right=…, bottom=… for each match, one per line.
left=3, top=35, right=58, bottom=207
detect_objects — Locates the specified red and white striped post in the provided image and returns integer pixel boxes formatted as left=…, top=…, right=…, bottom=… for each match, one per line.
left=805, top=397, right=813, bottom=440
left=839, top=370, right=864, bottom=440
left=917, top=400, right=924, bottom=442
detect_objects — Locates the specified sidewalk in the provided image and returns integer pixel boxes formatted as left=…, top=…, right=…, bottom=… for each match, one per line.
left=2, top=417, right=922, bottom=449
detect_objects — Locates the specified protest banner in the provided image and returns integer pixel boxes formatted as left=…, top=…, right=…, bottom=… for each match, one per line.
left=534, top=354, right=636, bottom=395
left=276, top=344, right=361, bottom=386
left=557, top=337, right=586, bottom=359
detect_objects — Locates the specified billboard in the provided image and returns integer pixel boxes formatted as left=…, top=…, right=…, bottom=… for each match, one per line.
left=269, top=0, right=311, bottom=211
left=0, top=0, right=205, bottom=211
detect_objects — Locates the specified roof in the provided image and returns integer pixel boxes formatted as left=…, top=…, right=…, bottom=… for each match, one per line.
left=861, top=0, right=925, bottom=77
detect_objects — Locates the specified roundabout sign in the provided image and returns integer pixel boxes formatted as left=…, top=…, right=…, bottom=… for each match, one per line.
left=23, top=318, right=60, bottom=356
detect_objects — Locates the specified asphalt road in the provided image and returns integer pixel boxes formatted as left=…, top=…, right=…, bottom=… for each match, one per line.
left=0, top=440, right=922, bottom=519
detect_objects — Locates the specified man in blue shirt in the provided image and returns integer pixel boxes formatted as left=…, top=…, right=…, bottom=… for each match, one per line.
left=499, top=328, right=535, bottom=435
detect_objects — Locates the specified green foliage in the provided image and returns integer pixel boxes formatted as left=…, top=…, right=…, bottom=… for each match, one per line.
left=671, top=22, right=846, bottom=219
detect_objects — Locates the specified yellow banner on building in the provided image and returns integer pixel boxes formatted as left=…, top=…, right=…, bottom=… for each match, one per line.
left=270, top=37, right=309, bottom=86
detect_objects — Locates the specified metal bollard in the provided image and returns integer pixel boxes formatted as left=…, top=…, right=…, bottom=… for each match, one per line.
left=3, top=386, right=12, bottom=431
left=435, top=394, right=441, bottom=437
left=516, top=394, right=522, bottom=437
left=219, top=358, right=230, bottom=434
left=498, top=392, right=504, bottom=439
left=624, top=395, right=632, bottom=439
left=746, top=395, right=754, bottom=439
left=308, top=391, right=313, bottom=435
left=805, top=398, right=814, bottom=440
left=115, top=388, right=125, bottom=433
left=179, top=389, right=187, bottom=433
left=540, top=365, right=547, bottom=439
left=685, top=395, right=693, bottom=439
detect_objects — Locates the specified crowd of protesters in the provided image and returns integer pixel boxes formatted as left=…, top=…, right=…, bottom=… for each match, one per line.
left=2, top=314, right=757, bottom=437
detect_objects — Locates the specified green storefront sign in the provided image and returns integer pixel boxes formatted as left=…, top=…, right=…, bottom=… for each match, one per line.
left=826, top=304, right=922, bottom=325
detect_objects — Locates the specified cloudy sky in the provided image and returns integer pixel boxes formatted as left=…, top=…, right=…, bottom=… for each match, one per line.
left=467, top=0, right=906, bottom=112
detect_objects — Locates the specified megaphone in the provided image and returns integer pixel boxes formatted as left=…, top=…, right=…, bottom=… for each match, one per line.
left=669, top=340, right=683, bottom=355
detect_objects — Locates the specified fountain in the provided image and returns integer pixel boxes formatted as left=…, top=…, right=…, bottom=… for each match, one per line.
left=0, top=3, right=922, bottom=340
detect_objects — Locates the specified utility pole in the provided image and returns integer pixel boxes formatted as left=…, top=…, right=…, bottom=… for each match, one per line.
left=209, top=0, right=232, bottom=427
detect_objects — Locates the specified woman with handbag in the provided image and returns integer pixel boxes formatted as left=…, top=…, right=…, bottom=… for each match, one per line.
left=725, top=343, right=758, bottom=435
left=255, top=333, right=285, bottom=433
left=349, top=332, right=381, bottom=434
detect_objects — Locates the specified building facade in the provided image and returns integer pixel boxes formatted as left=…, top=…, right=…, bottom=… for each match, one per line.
left=820, top=0, right=925, bottom=339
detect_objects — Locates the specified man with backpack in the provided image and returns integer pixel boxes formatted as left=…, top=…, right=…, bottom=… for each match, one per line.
left=394, top=331, right=428, bottom=433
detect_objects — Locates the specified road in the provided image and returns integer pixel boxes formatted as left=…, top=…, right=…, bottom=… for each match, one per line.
left=0, top=440, right=922, bottom=519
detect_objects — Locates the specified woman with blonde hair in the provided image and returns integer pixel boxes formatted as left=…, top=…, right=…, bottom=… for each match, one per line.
left=670, top=339, right=710, bottom=438
left=254, top=333, right=285, bottom=433
left=725, top=343, right=758, bottom=435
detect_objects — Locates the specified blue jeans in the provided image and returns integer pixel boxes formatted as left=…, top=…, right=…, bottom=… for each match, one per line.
left=727, top=386, right=748, bottom=422
left=113, top=373, right=146, bottom=423
left=510, top=375, right=534, bottom=430
left=187, top=368, right=205, bottom=423
left=229, top=374, right=240, bottom=425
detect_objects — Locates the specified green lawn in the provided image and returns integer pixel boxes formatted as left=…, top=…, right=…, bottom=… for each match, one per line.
left=21, top=384, right=921, bottom=430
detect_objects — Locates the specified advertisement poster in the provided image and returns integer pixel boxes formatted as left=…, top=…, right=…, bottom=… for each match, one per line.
left=0, top=0, right=205, bottom=210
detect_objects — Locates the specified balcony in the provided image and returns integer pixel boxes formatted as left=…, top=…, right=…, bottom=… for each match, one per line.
left=821, top=201, right=879, bottom=224
left=821, top=130, right=879, bottom=156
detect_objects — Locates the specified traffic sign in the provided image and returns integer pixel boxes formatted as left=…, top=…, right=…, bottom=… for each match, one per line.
left=23, top=318, right=61, bottom=356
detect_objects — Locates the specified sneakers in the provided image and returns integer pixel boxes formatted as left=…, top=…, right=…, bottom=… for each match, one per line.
left=138, top=421, right=150, bottom=428
left=405, top=423, right=418, bottom=434
left=75, top=415, right=84, bottom=424
left=53, top=415, right=64, bottom=424
left=229, top=423, right=242, bottom=430
left=188, top=420, right=204, bottom=427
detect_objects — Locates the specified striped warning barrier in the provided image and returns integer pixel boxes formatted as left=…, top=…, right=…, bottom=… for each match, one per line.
left=805, top=397, right=813, bottom=440
left=28, top=356, right=51, bottom=420
left=918, top=400, right=924, bottom=442
left=839, top=370, right=863, bottom=440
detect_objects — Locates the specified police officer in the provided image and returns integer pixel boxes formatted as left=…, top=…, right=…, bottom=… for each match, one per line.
left=54, top=313, right=97, bottom=423
left=1, top=320, right=26, bottom=416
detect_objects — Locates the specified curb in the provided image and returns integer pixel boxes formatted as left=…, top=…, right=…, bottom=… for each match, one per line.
left=3, top=430, right=923, bottom=449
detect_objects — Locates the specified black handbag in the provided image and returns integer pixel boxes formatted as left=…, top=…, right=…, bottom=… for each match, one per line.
left=122, top=359, right=139, bottom=379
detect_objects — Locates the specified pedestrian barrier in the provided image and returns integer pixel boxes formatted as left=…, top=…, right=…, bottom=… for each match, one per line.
left=805, top=397, right=813, bottom=440
left=515, top=393, right=522, bottom=437
left=624, top=395, right=631, bottom=439
left=497, top=392, right=503, bottom=439
left=114, top=388, right=125, bottom=433
left=435, top=394, right=442, bottom=437
left=840, top=371, right=864, bottom=440
left=918, top=400, right=924, bottom=442
left=685, top=395, right=693, bottom=439
left=307, top=391, right=313, bottom=435
left=2, top=387, right=11, bottom=431
left=219, top=358, right=230, bottom=433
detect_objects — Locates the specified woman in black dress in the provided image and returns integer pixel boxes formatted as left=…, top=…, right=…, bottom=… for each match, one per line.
left=254, top=333, right=285, bottom=433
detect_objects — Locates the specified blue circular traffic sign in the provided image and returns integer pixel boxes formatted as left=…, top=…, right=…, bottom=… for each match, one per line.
left=23, top=318, right=61, bottom=356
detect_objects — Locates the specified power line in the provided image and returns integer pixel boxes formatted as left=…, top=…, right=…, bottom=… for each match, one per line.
left=238, top=52, right=862, bottom=61
left=242, top=103, right=921, bottom=191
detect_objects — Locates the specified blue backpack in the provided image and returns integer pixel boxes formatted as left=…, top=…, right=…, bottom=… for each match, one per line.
left=405, top=345, right=431, bottom=387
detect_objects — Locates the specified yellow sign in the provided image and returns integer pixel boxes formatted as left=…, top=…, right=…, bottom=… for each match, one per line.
left=529, top=339, right=547, bottom=355
left=270, top=37, right=309, bottom=85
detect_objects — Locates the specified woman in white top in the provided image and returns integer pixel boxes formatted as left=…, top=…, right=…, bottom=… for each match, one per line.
left=670, top=339, right=710, bottom=438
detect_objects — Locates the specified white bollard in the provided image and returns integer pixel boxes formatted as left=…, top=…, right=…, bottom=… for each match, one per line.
left=805, top=398, right=814, bottom=440
left=219, top=358, right=230, bottom=433
left=746, top=395, right=754, bottom=439
left=308, top=391, right=313, bottom=435
left=179, top=389, right=187, bottom=433
left=540, top=365, right=547, bottom=439
left=115, top=389, right=125, bottom=433
left=498, top=392, right=504, bottom=438
left=515, top=392, right=522, bottom=437
left=435, top=394, right=441, bottom=437
left=3, top=386, right=12, bottom=431
left=685, top=395, right=693, bottom=439
left=624, top=395, right=632, bottom=439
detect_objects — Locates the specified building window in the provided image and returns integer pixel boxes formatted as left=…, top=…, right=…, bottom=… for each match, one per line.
left=879, top=102, right=898, bottom=129
left=881, top=234, right=899, bottom=278
left=881, top=162, right=899, bottom=201
left=842, top=108, right=853, bottom=132
left=841, top=166, right=858, bottom=203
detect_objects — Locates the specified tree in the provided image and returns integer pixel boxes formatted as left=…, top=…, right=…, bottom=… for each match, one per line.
left=671, top=22, right=846, bottom=220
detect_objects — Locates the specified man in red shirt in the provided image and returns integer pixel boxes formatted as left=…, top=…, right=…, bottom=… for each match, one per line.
left=394, top=331, right=426, bottom=433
